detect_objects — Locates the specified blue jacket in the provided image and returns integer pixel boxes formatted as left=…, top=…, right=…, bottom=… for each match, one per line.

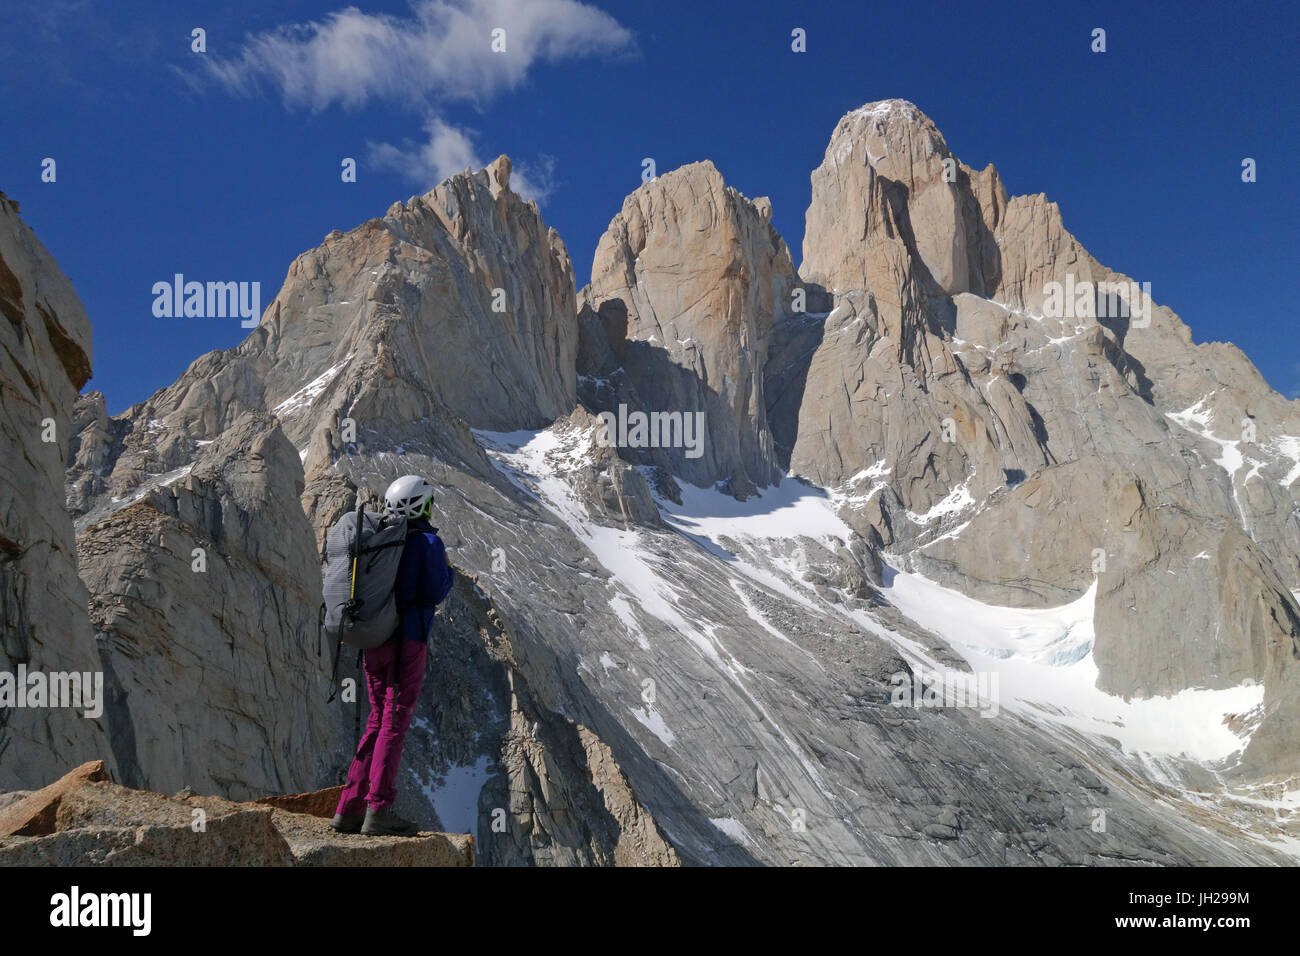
left=394, top=518, right=455, bottom=643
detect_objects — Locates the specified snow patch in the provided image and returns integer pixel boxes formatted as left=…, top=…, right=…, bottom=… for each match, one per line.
left=906, top=481, right=974, bottom=526
left=272, top=356, right=353, bottom=417
left=609, top=595, right=651, bottom=651
left=631, top=705, right=676, bottom=747
left=109, top=463, right=194, bottom=506
left=709, top=816, right=755, bottom=847
left=418, top=755, right=491, bottom=836
left=878, top=564, right=1263, bottom=763
left=1167, top=399, right=1244, bottom=477
left=655, top=477, right=854, bottom=543
left=1272, top=436, right=1300, bottom=487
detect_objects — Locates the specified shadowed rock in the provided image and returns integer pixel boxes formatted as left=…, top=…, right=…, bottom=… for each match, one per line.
left=75, top=412, right=344, bottom=799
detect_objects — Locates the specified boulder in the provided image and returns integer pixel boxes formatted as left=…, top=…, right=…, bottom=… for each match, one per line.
left=0, top=759, right=110, bottom=838
left=269, top=810, right=473, bottom=867
left=0, top=780, right=294, bottom=866
left=255, top=785, right=344, bottom=818
left=0, top=773, right=472, bottom=867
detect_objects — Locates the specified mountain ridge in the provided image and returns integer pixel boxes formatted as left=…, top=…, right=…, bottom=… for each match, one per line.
left=3, top=100, right=1297, bottom=865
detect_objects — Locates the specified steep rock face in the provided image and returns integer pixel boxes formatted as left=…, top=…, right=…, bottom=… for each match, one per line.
left=64, top=391, right=127, bottom=516
left=75, top=412, right=344, bottom=798
left=780, top=100, right=1300, bottom=775
left=0, top=193, right=112, bottom=788
left=789, top=101, right=1055, bottom=506
left=62, top=168, right=679, bottom=865
left=580, top=162, right=797, bottom=495
left=77, top=155, right=576, bottom=478
left=40, top=118, right=1300, bottom=864
left=449, top=419, right=1295, bottom=864
left=802, top=100, right=999, bottom=319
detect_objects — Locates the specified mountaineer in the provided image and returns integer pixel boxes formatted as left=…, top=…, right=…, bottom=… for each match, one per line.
left=328, top=475, right=455, bottom=837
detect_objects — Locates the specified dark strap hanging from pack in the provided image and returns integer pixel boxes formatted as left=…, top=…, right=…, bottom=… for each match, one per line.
left=327, top=637, right=343, bottom=703
left=323, top=598, right=341, bottom=705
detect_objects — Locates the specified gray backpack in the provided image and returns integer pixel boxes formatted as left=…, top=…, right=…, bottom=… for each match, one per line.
left=321, top=500, right=408, bottom=650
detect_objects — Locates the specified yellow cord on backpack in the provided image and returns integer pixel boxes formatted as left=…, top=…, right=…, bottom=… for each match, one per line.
left=349, top=503, right=361, bottom=601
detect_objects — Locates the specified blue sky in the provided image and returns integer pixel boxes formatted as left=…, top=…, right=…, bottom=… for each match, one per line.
left=4, top=0, right=1297, bottom=413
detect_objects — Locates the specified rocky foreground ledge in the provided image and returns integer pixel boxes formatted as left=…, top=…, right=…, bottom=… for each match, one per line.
left=0, top=761, right=474, bottom=867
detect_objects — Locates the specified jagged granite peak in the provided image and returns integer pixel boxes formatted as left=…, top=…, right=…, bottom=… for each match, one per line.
left=0, top=192, right=113, bottom=788
left=14, top=103, right=1300, bottom=867
left=92, top=153, right=576, bottom=451
left=579, top=160, right=796, bottom=496
left=780, top=99, right=1300, bottom=777
left=802, top=98, right=996, bottom=306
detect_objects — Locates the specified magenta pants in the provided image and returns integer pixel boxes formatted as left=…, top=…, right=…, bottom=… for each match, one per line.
left=335, top=637, right=428, bottom=815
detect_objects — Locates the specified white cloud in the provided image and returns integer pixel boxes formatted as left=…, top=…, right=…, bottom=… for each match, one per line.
left=207, top=0, right=633, bottom=111
left=369, top=118, right=556, bottom=204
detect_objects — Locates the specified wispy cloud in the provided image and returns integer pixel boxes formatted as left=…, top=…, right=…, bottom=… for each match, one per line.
left=200, top=0, right=628, bottom=204
left=369, top=117, right=557, bottom=204
left=206, top=0, right=633, bottom=111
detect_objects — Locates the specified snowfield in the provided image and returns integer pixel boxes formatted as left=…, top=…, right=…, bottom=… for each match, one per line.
left=475, top=422, right=1264, bottom=767
left=876, top=566, right=1264, bottom=764
left=471, top=421, right=1294, bottom=858
left=656, top=475, right=854, bottom=542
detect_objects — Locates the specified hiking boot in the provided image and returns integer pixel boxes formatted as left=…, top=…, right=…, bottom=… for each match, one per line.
left=362, top=806, right=420, bottom=837
left=329, top=813, right=363, bottom=834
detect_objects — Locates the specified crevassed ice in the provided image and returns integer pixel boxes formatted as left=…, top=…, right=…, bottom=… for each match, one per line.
left=876, top=565, right=1264, bottom=764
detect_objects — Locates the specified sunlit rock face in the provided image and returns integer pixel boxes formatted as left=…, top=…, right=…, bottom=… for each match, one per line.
left=0, top=193, right=112, bottom=790
left=6, top=101, right=1297, bottom=864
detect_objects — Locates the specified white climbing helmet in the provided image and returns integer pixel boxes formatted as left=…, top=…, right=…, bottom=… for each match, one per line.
left=383, top=475, right=435, bottom=519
